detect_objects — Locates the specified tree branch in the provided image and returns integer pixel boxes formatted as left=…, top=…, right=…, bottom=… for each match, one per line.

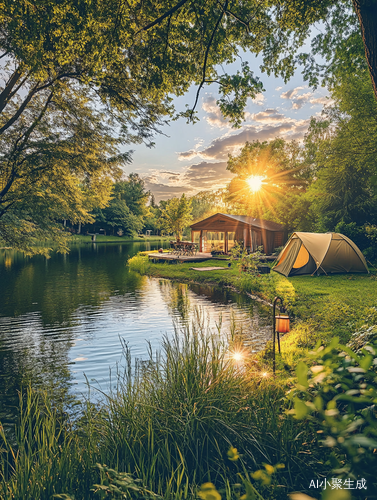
left=190, top=1, right=228, bottom=119
left=0, top=92, right=54, bottom=201
left=0, top=66, right=23, bottom=113
left=138, top=0, right=190, bottom=32
left=0, top=83, right=39, bottom=136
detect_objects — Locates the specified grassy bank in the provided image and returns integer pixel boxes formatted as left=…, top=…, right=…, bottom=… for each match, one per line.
left=128, top=254, right=377, bottom=364
left=0, top=325, right=331, bottom=500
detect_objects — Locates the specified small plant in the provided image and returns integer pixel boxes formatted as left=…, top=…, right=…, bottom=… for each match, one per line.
left=91, top=464, right=162, bottom=499
left=198, top=447, right=285, bottom=500
left=230, top=244, right=265, bottom=275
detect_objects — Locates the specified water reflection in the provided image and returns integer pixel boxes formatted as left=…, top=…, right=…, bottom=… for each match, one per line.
left=0, top=241, right=271, bottom=426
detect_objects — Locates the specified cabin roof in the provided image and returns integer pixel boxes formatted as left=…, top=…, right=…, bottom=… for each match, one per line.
left=190, top=213, right=285, bottom=232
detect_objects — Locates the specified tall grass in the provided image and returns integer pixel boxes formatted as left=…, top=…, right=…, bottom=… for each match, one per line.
left=0, top=318, right=330, bottom=500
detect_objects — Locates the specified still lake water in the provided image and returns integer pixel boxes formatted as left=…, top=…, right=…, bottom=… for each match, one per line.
left=0, top=241, right=271, bottom=424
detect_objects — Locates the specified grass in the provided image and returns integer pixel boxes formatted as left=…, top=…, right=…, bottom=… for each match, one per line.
left=128, top=254, right=377, bottom=364
left=0, top=322, right=330, bottom=500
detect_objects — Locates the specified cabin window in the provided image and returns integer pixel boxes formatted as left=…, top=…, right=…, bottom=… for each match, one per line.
left=192, top=231, right=200, bottom=243
left=205, top=232, right=224, bottom=252
left=227, top=232, right=236, bottom=250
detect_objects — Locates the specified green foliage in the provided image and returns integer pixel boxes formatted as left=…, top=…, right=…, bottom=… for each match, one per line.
left=0, top=83, right=125, bottom=253
left=230, top=244, right=265, bottom=276
left=128, top=254, right=151, bottom=275
left=113, top=175, right=151, bottom=219
left=0, top=324, right=328, bottom=500
left=90, top=175, right=150, bottom=236
left=158, top=194, right=193, bottom=240
left=92, top=464, right=162, bottom=500
left=304, top=67, right=377, bottom=231
left=189, top=190, right=228, bottom=223
left=287, top=338, right=377, bottom=480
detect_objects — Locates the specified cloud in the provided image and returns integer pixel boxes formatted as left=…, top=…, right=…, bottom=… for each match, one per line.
left=178, top=149, right=200, bottom=161
left=250, top=108, right=292, bottom=124
left=202, top=96, right=230, bottom=128
left=178, top=117, right=310, bottom=161
left=144, top=161, right=233, bottom=201
left=182, top=161, right=232, bottom=188
left=275, top=86, right=283, bottom=91
left=144, top=179, right=193, bottom=200
left=280, top=86, right=313, bottom=109
left=253, top=93, right=265, bottom=106
left=309, top=96, right=334, bottom=107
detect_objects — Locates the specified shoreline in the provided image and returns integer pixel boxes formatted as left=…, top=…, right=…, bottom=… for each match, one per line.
left=128, top=252, right=377, bottom=366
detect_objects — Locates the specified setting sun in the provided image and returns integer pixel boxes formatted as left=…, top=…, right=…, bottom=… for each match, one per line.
left=246, top=175, right=265, bottom=193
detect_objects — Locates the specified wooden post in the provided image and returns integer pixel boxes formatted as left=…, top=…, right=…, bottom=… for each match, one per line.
left=243, top=228, right=247, bottom=249
left=224, top=231, right=228, bottom=253
left=199, top=230, right=203, bottom=252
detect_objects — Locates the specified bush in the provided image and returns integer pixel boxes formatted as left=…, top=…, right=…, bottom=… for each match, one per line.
left=287, top=337, right=377, bottom=486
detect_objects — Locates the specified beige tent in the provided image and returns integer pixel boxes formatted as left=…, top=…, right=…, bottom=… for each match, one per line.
left=273, top=232, right=369, bottom=277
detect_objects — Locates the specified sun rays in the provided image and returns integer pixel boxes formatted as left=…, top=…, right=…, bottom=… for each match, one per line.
left=246, top=175, right=265, bottom=193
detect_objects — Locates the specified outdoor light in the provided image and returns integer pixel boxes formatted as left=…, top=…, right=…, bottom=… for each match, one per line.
left=275, top=315, right=290, bottom=334
left=272, top=296, right=290, bottom=375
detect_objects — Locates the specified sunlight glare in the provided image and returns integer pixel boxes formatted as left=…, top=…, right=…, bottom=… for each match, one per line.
left=246, top=175, right=265, bottom=193
left=232, top=351, right=244, bottom=362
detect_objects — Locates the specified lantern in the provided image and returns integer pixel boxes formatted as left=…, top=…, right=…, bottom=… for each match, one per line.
left=272, top=297, right=290, bottom=375
left=275, top=314, right=290, bottom=334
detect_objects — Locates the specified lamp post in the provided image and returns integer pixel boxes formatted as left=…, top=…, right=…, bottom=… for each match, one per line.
left=272, top=296, right=290, bottom=374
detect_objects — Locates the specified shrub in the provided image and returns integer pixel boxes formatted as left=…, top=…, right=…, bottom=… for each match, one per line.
left=287, top=337, right=377, bottom=486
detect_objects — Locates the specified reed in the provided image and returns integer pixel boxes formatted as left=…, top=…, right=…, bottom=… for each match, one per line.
left=0, top=319, right=329, bottom=500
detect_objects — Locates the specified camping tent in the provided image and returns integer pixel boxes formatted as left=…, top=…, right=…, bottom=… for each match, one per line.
left=273, top=232, right=369, bottom=277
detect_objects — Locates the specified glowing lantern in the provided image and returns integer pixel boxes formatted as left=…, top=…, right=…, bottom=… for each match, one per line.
left=272, top=297, right=290, bottom=375
left=275, top=315, right=290, bottom=334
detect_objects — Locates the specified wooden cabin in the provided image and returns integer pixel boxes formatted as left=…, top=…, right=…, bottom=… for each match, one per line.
left=190, top=213, right=287, bottom=255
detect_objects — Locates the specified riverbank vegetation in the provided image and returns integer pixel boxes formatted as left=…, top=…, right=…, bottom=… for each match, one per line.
left=2, top=323, right=377, bottom=499
left=128, top=254, right=377, bottom=364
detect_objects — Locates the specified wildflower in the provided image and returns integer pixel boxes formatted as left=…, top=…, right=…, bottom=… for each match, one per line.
left=227, top=446, right=240, bottom=461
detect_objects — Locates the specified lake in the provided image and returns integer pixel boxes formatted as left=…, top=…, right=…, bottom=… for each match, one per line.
left=0, top=241, right=272, bottom=425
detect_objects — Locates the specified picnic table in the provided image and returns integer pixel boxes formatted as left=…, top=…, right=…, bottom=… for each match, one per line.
left=170, top=241, right=198, bottom=256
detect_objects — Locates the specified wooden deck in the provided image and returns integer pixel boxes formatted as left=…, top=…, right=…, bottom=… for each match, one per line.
left=148, top=252, right=214, bottom=263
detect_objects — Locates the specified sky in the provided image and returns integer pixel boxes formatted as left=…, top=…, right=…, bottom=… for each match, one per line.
left=123, top=54, right=331, bottom=202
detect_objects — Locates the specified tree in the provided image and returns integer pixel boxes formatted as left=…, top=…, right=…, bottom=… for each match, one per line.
left=89, top=174, right=150, bottom=236
left=94, top=199, right=144, bottom=236
left=304, top=65, right=377, bottom=231
left=0, top=87, right=126, bottom=252
left=112, top=175, right=150, bottom=218
left=189, top=189, right=228, bottom=223
left=225, top=139, right=310, bottom=231
left=2, top=0, right=377, bottom=252
left=158, top=194, right=193, bottom=241
left=0, top=0, right=272, bottom=250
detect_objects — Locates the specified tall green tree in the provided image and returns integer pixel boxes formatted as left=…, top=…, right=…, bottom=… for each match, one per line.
left=90, top=174, right=150, bottom=235
left=158, top=194, right=193, bottom=241
left=304, top=66, right=377, bottom=231
left=112, top=175, right=150, bottom=218
left=2, top=0, right=377, bottom=252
